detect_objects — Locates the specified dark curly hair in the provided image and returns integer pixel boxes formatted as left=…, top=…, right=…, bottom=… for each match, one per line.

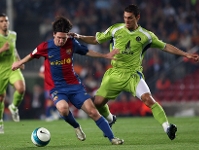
left=0, top=13, right=7, bottom=17
left=52, top=16, right=72, bottom=33
left=124, top=4, right=140, bottom=17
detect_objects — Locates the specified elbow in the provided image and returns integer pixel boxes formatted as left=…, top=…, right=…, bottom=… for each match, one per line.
left=93, top=41, right=99, bottom=45
left=163, top=43, right=171, bottom=52
left=91, top=38, right=99, bottom=45
left=163, top=44, right=168, bottom=50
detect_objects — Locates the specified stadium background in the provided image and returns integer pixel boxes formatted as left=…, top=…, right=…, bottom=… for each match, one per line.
left=1, top=0, right=199, bottom=120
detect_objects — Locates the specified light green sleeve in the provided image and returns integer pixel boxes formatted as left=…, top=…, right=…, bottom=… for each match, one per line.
left=150, top=32, right=166, bottom=50
left=95, top=23, right=124, bottom=44
left=95, top=26, right=113, bottom=44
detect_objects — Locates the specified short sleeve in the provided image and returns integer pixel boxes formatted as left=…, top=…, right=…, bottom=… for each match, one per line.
left=150, top=32, right=166, bottom=50
left=30, top=42, right=48, bottom=58
left=96, top=26, right=113, bottom=44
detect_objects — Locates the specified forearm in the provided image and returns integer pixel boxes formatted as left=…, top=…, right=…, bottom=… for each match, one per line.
left=86, top=50, right=107, bottom=58
left=0, top=47, right=6, bottom=54
left=78, top=35, right=98, bottom=44
left=163, top=44, right=187, bottom=57
left=12, top=54, right=33, bottom=71
left=19, top=54, right=33, bottom=65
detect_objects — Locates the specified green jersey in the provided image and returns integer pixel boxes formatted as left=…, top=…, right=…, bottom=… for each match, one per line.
left=96, top=23, right=166, bottom=72
left=0, top=30, right=24, bottom=94
left=0, top=30, right=17, bottom=75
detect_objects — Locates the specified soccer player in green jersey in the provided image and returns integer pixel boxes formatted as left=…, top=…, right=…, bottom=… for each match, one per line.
left=69, top=4, right=199, bottom=140
left=0, top=13, right=25, bottom=133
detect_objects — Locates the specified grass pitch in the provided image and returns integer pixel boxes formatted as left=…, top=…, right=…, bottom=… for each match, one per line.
left=0, top=117, right=198, bottom=150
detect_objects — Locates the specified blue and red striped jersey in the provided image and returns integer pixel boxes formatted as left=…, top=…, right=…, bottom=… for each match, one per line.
left=30, top=37, right=88, bottom=91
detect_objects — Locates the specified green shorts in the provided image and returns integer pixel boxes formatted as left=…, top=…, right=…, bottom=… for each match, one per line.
left=96, top=68, right=143, bottom=99
left=0, top=69, right=24, bottom=94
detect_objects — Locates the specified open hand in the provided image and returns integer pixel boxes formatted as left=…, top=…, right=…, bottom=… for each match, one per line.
left=105, top=49, right=120, bottom=60
left=186, top=53, right=199, bottom=62
left=12, top=61, right=22, bottom=71
left=67, top=32, right=80, bottom=39
left=19, top=64, right=25, bottom=70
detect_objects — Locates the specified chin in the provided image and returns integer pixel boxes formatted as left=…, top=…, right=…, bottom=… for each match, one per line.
left=126, top=25, right=130, bottom=29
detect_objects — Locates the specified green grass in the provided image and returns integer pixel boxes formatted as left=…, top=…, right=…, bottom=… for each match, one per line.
left=0, top=117, right=198, bottom=150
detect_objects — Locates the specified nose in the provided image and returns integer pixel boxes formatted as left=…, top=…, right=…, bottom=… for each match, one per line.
left=59, top=39, right=64, bottom=43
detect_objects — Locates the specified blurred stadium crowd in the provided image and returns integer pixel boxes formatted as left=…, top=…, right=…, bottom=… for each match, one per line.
left=1, top=0, right=199, bottom=119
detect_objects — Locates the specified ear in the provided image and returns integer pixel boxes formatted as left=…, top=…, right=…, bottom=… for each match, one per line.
left=136, top=14, right=140, bottom=21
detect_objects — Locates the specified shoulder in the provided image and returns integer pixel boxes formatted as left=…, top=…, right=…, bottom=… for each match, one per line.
left=8, top=30, right=17, bottom=38
left=138, top=26, right=153, bottom=34
left=104, top=23, right=125, bottom=35
left=40, top=40, right=50, bottom=46
left=111, top=23, right=125, bottom=28
left=37, top=40, right=51, bottom=50
left=138, top=26, right=158, bottom=39
left=68, top=36, right=79, bottom=44
left=8, top=30, right=16, bottom=35
left=108, top=23, right=125, bottom=31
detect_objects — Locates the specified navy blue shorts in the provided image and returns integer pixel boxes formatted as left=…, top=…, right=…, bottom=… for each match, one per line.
left=50, top=84, right=91, bottom=109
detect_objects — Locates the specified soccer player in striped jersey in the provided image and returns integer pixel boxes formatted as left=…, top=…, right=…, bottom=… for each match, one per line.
left=12, top=16, right=124, bottom=145
left=69, top=4, right=199, bottom=140
left=0, top=13, right=25, bottom=134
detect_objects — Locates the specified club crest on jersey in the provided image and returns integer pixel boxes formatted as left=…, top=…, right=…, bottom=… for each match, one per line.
left=66, top=49, right=72, bottom=55
left=136, top=36, right=141, bottom=42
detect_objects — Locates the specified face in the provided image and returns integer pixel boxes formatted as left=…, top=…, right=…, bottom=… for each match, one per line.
left=123, top=12, right=139, bottom=30
left=53, top=32, right=68, bottom=47
left=0, top=16, right=9, bottom=33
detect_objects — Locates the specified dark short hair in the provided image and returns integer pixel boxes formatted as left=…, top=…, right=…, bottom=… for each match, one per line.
left=0, top=13, right=7, bottom=17
left=52, top=16, right=72, bottom=33
left=124, top=4, right=140, bottom=17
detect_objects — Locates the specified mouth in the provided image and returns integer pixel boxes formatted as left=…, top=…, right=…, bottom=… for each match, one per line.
left=125, top=24, right=130, bottom=27
left=125, top=22, right=130, bottom=25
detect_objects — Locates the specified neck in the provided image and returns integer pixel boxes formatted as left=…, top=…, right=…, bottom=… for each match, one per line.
left=128, top=24, right=139, bottom=31
left=0, top=30, right=8, bottom=36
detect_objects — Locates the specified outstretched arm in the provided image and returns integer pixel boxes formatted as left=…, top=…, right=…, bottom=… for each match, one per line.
left=12, top=54, right=33, bottom=71
left=163, top=44, right=199, bottom=62
left=15, top=48, right=25, bottom=69
left=68, top=33, right=98, bottom=44
left=86, top=49, right=119, bottom=60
